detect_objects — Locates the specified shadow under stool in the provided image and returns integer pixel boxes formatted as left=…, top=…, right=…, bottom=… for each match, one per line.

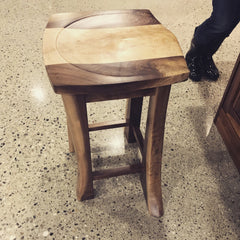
left=43, top=9, right=189, bottom=217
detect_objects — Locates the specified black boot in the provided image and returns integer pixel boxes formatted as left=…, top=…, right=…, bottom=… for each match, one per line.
left=185, top=42, right=202, bottom=82
left=201, top=55, right=219, bottom=81
left=186, top=39, right=220, bottom=82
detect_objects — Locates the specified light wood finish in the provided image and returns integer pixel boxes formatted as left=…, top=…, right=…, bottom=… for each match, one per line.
left=43, top=10, right=189, bottom=95
left=43, top=9, right=189, bottom=217
left=89, top=120, right=128, bottom=132
left=48, top=24, right=183, bottom=65
left=214, top=54, right=240, bottom=173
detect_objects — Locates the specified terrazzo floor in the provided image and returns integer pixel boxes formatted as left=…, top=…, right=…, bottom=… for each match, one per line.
left=1, top=0, right=240, bottom=239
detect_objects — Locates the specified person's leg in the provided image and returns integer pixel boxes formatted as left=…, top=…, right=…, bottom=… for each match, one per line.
left=194, top=0, right=240, bottom=55
left=186, top=0, right=240, bottom=81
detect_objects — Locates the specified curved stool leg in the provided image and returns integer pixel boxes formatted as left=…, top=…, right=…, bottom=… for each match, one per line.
left=144, top=86, right=171, bottom=217
left=62, top=94, right=94, bottom=201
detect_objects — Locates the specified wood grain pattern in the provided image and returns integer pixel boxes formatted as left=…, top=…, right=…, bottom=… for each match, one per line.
left=214, top=53, right=240, bottom=173
left=43, top=10, right=189, bottom=95
left=143, top=86, right=171, bottom=217
left=52, top=25, right=182, bottom=65
left=62, top=94, right=94, bottom=200
left=215, top=109, right=240, bottom=172
left=46, top=10, right=159, bottom=29
left=45, top=57, right=188, bottom=95
left=43, top=10, right=190, bottom=217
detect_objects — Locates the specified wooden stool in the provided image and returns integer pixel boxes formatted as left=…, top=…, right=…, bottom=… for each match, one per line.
left=43, top=9, right=189, bottom=217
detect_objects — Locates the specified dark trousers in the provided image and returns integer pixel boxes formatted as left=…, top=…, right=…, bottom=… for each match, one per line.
left=193, top=0, right=240, bottom=55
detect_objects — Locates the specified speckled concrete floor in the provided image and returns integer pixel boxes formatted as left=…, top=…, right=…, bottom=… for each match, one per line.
left=1, top=0, right=240, bottom=239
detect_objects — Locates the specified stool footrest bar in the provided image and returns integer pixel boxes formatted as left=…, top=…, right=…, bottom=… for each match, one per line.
left=89, top=120, right=128, bottom=132
left=92, top=163, right=143, bottom=180
left=133, top=126, right=144, bottom=156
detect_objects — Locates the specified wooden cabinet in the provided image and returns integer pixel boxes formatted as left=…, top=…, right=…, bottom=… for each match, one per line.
left=214, top=54, right=240, bottom=173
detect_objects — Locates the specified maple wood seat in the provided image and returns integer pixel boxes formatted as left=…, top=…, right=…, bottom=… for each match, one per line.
left=43, top=9, right=189, bottom=217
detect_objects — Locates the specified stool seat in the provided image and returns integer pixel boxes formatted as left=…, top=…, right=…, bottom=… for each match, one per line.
left=43, top=9, right=189, bottom=217
left=43, top=9, right=188, bottom=97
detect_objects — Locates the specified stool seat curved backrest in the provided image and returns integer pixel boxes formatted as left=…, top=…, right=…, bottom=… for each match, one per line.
left=43, top=9, right=189, bottom=95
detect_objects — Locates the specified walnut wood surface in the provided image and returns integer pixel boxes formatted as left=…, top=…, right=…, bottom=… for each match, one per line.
left=46, top=10, right=159, bottom=29
left=44, top=10, right=189, bottom=217
left=67, top=119, right=74, bottom=153
left=215, top=109, right=240, bottom=172
left=62, top=94, right=94, bottom=200
left=92, top=164, right=143, bottom=180
left=88, top=120, right=127, bottom=131
left=125, top=97, right=143, bottom=143
left=143, top=86, right=171, bottom=217
left=214, top=54, right=240, bottom=173
left=43, top=10, right=189, bottom=94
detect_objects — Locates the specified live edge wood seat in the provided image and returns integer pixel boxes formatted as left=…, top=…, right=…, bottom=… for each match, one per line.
left=43, top=9, right=189, bottom=217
